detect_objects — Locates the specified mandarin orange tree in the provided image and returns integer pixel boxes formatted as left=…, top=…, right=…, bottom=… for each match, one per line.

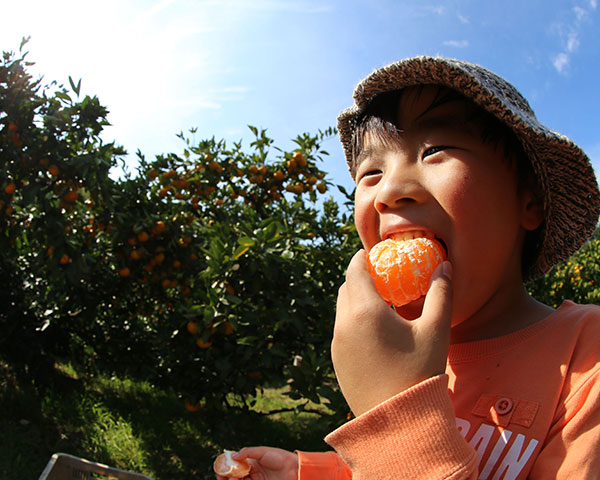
left=121, top=125, right=359, bottom=421
left=0, top=40, right=130, bottom=381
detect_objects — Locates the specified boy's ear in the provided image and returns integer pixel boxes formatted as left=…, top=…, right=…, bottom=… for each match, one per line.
left=520, top=187, right=544, bottom=231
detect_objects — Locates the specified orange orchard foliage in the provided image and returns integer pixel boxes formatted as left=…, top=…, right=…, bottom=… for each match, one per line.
left=527, top=232, right=600, bottom=307
left=2, top=47, right=366, bottom=419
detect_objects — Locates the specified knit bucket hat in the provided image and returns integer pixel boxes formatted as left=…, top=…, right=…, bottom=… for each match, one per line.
left=337, top=56, right=600, bottom=281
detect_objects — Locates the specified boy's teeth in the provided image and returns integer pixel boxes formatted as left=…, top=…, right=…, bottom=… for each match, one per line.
left=389, top=230, right=431, bottom=241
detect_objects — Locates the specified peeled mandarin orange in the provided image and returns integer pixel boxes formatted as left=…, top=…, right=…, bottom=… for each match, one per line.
left=368, top=233, right=446, bottom=307
left=213, top=450, right=251, bottom=478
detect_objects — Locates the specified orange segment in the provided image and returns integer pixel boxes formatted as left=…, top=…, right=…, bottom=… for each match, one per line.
left=213, top=450, right=251, bottom=478
left=368, top=236, right=446, bottom=307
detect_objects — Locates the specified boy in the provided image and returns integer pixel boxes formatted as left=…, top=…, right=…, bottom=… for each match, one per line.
left=217, top=57, right=600, bottom=479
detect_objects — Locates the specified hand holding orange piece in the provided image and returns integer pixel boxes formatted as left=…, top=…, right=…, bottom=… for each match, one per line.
left=332, top=250, right=453, bottom=416
left=214, top=447, right=298, bottom=480
left=213, top=450, right=251, bottom=478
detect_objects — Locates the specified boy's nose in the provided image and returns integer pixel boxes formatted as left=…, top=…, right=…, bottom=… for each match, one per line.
left=374, top=168, right=426, bottom=213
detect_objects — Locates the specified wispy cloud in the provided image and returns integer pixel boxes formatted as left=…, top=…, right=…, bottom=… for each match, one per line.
left=552, top=52, right=570, bottom=73
left=457, top=13, right=469, bottom=24
left=202, top=0, right=333, bottom=14
left=403, top=4, right=447, bottom=19
left=551, top=0, right=596, bottom=74
left=443, top=39, right=469, bottom=48
left=428, top=5, right=446, bottom=15
left=184, top=86, right=250, bottom=110
left=147, top=0, right=177, bottom=17
left=573, top=5, right=587, bottom=20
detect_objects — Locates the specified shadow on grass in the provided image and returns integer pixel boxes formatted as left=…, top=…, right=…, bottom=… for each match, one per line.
left=0, top=361, right=338, bottom=480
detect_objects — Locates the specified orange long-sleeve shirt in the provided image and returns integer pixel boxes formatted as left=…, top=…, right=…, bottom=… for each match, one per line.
left=298, top=301, right=600, bottom=479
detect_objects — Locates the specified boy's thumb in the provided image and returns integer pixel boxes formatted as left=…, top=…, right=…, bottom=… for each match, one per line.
left=419, top=261, right=453, bottom=341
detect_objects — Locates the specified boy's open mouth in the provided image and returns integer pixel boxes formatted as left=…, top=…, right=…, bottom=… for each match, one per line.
left=387, top=230, right=449, bottom=258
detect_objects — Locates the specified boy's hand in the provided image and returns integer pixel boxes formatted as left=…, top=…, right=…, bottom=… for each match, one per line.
left=215, top=447, right=298, bottom=480
left=331, top=250, right=453, bottom=416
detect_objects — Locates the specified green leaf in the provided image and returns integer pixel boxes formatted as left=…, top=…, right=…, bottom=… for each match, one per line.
left=237, top=236, right=255, bottom=247
left=263, top=220, right=281, bottom=243
left=233, top=246, right=249, bottom=260
left=68, top=76, right=81, bottom=96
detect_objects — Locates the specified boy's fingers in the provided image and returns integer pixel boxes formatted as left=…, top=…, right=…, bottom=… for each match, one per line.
left=343, top=250, right=369, bottom=286
left=342, top=249, right=388, bottom=305
left=233, top=446, right=265, bottom=460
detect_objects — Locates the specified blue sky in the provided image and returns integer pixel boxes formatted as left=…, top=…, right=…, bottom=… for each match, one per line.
left=2, top=0, right=599, bottom=198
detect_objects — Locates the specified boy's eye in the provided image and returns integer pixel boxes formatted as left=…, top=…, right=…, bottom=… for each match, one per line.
left=356, top=164, right=382, bottom=182
left=423, top=145, right=451, bottom=157
left=361, top=169, right=381, bottom=177
left=357, top=169, right=382, bottom=183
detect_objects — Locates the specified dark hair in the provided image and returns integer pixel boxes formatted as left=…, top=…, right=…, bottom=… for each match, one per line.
left=351, top=85, right=542, bottom=278
left=351, top=86, right=532, bottom=181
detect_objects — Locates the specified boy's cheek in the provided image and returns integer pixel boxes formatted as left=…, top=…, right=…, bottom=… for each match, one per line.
left=354, top=195, right=379, bottom=251
left=354, top=211, right=379, bottom=251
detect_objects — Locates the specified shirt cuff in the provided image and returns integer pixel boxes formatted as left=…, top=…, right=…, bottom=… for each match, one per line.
left=296, top=450, right=353, bottom=480
left=325, top=375, right=477, bottom=479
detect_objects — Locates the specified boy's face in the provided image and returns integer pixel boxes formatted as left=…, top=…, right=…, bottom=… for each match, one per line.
left=353, top=86, right=541, bottom=329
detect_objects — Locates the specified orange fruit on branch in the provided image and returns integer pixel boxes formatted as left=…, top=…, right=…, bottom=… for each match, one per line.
left=4, top=182, right=16, bottom=195
left=292, top=151, right=306, bottom=167
left=184, top=399, right=201, bottom=412
left=186, top=321, right=199, bottom=334
left=367, top=233, right=446, bottom=307
left=161, top=169, right=177, bottom=179
left=153, top=220, right=167, bottom=234
left=196, top=338, right=212, bottom=349
left=63, top=190, right=79, bottom=203
left=213, top=450, right=251, bottom=478
left=223, top=322, right=234, bottom=335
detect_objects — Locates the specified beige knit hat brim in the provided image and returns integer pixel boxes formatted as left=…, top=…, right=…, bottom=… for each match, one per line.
left=337, top=56, right=600, bottom=280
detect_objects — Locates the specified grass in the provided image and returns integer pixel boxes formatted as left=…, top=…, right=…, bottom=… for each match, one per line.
left=0, top=360, right=337, bottom=480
